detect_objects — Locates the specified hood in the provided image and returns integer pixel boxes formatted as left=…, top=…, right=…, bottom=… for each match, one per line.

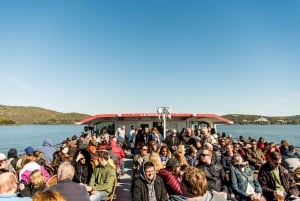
left=139, top=162, right=156, bottom=184
left=43, top=139, right=53, bottom=147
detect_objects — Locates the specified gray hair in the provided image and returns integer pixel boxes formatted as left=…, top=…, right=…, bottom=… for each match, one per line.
left=57, top=161, right=75, bottom=181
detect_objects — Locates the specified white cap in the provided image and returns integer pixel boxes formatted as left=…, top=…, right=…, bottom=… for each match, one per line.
left=0, top=153, right=6, bottom=160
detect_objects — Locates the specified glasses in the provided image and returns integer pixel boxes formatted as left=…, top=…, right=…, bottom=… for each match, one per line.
left=0, top=158, right=7, bottom=163
left=200, top=154, right=209, bottom=157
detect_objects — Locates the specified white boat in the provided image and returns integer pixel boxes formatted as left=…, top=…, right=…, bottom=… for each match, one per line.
left=78, top=113, right=233, bottom=134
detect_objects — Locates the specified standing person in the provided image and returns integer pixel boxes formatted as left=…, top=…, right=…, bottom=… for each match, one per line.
left=0, top=172, right=32, bottom=201
left=46, top=161, right=90, bottom=201
left=132, top=161, right=168, bottom=201
left=88, top=150, right=116, bottom=201
left=115, top=125, right=126, bottom=150
left=129, top=125, right=136, bottom=157
left=258, top=152, right=299, bottom=201
left=38, top=139, right=56, bottom=163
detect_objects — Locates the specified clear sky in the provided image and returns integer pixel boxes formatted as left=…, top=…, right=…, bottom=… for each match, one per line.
left=1, top=1, right=299, bottom=116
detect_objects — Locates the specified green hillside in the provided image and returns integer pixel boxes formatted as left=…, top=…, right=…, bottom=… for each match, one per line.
left=0, top=105, right=90, bottom=125
left=222, top=114, right=300, bottom=125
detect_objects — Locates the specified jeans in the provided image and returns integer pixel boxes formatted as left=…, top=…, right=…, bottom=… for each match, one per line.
left=90, top=191, right=106, bottom=201
left=120, top=159, right=125, bottom=173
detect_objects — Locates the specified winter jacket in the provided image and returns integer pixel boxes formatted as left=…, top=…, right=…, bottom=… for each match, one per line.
left=158, top=168, right=182, bottom=195
left=258, top=162, right=299, bottom=201
left=132, top=163, right=168, bottom=201
left=168, top=191, right=226, bottom=201
left=38, top=139, right=56, bottom=163
left=230, top=165, right=262, bottom=201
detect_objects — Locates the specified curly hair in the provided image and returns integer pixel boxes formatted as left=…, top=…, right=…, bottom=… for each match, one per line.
left=181, top=166, right=207, bottom=196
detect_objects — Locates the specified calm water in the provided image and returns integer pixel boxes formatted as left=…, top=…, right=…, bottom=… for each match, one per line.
left=218, top=124, right=300, bottom=147
left=0, top=124, right=299, bottom=155
left=0, top=125, right=83, bottom=155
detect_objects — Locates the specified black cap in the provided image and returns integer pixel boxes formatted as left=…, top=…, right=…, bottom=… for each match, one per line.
left=166, top=158, right=181, bottom=168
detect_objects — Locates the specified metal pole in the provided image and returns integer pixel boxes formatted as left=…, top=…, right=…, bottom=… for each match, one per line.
left=163, top=113, right=166, bottom=140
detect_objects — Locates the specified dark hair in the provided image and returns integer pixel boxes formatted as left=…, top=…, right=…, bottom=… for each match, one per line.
left=143, top=161, right=155, bottom=171
left=7, top=148, right=18, bottom=159
left=96, top=150, right=109, bottom=160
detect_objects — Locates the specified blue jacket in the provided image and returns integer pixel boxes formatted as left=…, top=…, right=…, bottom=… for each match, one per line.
left=38, top=139, right=56, bottom=163
left=230, top=165, right=262, bottom=201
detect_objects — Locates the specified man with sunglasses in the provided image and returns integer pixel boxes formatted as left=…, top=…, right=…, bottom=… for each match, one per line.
left=258, top=151, right=299, bottom=201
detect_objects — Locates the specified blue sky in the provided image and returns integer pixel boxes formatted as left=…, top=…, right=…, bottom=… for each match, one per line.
left=1, top=1, right=299, bottom=116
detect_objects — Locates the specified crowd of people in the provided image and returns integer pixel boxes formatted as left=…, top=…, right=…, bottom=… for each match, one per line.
left=130, top=125, right=300, bottom=201
left=1, top=125, right=300, bottom=201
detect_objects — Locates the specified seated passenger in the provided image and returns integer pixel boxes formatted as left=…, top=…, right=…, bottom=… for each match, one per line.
left=169, top=166, right=226, bottom=201
left=132, top=161, right=168, bottom=201
left=158, top=158, right=182, bottom=195
left=230, top=153, right=265, bottom=201
left=258, top=151, right=300, bottom=201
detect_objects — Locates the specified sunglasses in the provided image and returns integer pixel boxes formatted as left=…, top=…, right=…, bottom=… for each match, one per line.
left=200, top=154, right=209, bottom=157
left=0, top=158, right=7, bottom=163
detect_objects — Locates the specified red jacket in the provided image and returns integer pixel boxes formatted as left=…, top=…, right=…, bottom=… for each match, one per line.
left=109, top=139, right=125, bottom=166
left=158, top=168, right=182, bottom=195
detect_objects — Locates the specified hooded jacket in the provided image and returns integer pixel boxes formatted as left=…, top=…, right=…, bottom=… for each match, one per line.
left=38, top=139, right=56, bottom=163
left=132, top=162, right=168, bottom=201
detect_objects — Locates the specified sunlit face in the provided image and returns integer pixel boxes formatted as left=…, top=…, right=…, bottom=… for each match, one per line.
left=161, top=149, right=167, bottom=156
left=200, top=150, right=211, bottom=163
left=144, top=167, right=155, bottom=181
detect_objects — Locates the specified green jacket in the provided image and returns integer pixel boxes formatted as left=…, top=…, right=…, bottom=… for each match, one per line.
left=89, top=164, right=116, bottom=196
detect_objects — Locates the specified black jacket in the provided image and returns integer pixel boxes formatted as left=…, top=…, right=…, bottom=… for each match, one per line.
left=132, top=174, right=168, bottom=201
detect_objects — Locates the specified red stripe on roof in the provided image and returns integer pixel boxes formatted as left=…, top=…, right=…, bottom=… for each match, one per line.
left=79, top=114, right=118, bottom=124
left=194, top=114, right=233, bottom=124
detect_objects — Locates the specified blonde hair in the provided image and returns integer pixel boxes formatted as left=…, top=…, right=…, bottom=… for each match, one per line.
left=149, top=152, right=163, bottom=172
left=33, top=190, right=67, bottom=201
left=0, top=172, right=18, bottom=194
left=30, top=169, right=45, bottom=188
left=173, top=150, right=189, bottom=166
left=181, top=166, right=207, bottom=197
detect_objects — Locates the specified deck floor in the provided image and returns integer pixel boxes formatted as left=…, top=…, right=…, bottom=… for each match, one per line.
left=115, top=153, right=133, bottom=201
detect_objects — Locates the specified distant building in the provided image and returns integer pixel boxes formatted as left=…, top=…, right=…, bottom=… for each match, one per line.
left=254, top=116, right=269, bottom=124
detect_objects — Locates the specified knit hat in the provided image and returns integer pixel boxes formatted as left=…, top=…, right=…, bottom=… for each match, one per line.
left=166, top=158, right=181, bottom=168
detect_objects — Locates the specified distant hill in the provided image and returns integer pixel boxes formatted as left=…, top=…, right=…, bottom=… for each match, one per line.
left=1, top=105, right=299, bottom=125
left=222, top=114, right=300, bottom=125
left=0, top=105, right=90, bottom=125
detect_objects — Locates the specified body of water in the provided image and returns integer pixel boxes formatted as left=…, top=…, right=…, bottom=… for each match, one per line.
left=0, top=124, right=299, bottom=155
left=218, top=124, right=300, bottom=147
